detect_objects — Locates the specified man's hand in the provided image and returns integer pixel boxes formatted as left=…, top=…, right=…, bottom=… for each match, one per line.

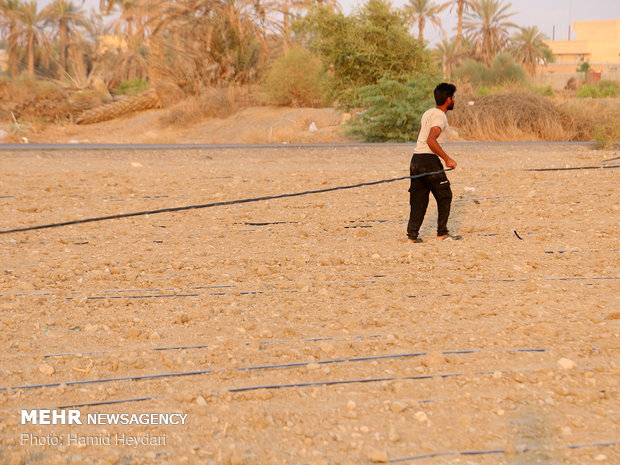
left=445, top=157, right=457, bottom=169
left=428, top=126, right=457, bottom=170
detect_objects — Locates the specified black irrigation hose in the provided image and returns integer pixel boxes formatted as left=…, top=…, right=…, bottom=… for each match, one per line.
left=42, top=334, right=383, bottom=359
left=57, top=396, right=164, bottom=409
left=4, top=348, right=607, bottom=392
left=0, top=169, right=452, bottom=235
left=388, top=442, right=620, bottom=463
left=4, top=275, right=615, bottom=300
left=524, top=164, right=620, bottom=172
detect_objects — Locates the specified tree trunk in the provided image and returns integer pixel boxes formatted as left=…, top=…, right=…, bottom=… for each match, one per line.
left=456, top=0, right=464, bottom=51
left=27, top=31, right=35, bottom=76
left=419, top=17, right=425, bottom=42
left=59, top=18, right=68, bottom=74
left=9, top=23, right=19, bottom=78
left=282, top=2, right=290, bottom=52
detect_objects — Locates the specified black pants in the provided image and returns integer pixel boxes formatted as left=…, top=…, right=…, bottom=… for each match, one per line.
left=407, top=153, right=452, bottom=240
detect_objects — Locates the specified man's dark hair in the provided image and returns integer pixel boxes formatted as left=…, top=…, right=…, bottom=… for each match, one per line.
left=434, top=83, right=456, bottom=105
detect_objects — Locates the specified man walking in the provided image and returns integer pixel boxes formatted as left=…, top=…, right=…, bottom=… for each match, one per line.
left=407, top=82, right=459, bottom=243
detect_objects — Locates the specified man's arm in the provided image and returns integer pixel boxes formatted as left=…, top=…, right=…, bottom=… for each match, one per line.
left=427, top=126, right=457, bottom=169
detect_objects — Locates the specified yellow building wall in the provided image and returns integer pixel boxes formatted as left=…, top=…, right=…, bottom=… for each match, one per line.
left=545, top=20, right=620, bottom=64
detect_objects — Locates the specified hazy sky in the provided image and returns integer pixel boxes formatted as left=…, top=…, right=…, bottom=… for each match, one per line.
left=341, top=0, right=620, bottom=45
left=41, top=0, right=620, bottom=46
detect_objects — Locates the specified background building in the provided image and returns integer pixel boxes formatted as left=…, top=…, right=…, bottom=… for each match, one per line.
left=540, top=20, right=620, bottom=89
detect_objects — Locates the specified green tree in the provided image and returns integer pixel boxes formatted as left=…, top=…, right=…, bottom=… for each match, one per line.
left=463, top=0, right=516, bottom=65
left=347, top=74, right=438, bottom=141
left=300, top=0, right=433, bottom=106
left=0, top=0, right=21, bottom=77
left=403, top=0, right=444, bottom=43
left=509, top=25, right=551, bottom=76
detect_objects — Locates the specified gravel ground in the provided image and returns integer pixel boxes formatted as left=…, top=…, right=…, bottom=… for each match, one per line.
left=0, top=143, right=618, bottom=465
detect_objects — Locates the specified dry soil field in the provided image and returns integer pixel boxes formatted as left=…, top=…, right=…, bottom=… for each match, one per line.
left=0, top=143, right=618, bottom=465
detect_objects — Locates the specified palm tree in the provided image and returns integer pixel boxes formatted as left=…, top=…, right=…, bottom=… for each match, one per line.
left=42, top=0, right=88, bottom=75
left=0, top=0, right=22, bottom=77
left=15, top=0, right=49, bottom=76
left=509, top=25, right=551, bottom=76
left=441, top=0, right=477, bottom=52
left=404, top=0, right=444, bottom=43
left=463, top=0, right=516, bottom=65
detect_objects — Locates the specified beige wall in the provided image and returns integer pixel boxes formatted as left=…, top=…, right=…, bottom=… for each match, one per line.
left=544, top=20, right=620, bottom=65
left=540, top=20, right=620, bottom=88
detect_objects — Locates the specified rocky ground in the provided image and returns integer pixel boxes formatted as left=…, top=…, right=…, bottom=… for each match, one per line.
left=0, top=143, right=618, bottom=464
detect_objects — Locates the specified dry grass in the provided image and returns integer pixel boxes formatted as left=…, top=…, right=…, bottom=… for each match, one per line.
left=0, top=77, right=108, bottom=127
left=158, top=86, right=258, bottom=128
left=560, top=98, right=620, bottom=147
left=450, top=91, right=620, bottom=144
left=451, top=92, right=576, bottom=141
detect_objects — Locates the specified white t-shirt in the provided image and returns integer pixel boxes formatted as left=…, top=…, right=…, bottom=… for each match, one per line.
left=414, top=107, right=448, bottom=154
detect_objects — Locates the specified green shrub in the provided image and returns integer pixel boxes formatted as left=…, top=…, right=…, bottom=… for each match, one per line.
left=531, top=85, right=554, bottom=97
left=593, top=122, right=620, bottom=149
left=477, top=85, right=497, bottom=96
left=600, top=86, right=618, bottom=97
left=262, top=47, right=329, bottom=107
left=598, top=80, right=619, bottom=97
left=576, top=84, right=601, bottom=98
left=597, top=79, right=619, bottom=91
left=576, top=61, right=591, bottom=73
left=454, top=54, right=527, bottom=90
left=113, top=78, right=149, bottom=96
left=346, top=74, right=437, bottom=142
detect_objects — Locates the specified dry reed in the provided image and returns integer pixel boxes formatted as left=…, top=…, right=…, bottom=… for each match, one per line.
left=450, top=92, right=577, bottom=142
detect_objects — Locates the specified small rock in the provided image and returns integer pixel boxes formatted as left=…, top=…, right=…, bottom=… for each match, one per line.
left=149, top=331, right=161, bottom=340
left=422, top=351, right=444, bottom=368
left=38, top=363, right=55, bottom=376
left=414, top=411, right=428, bottom=422
left=366, top=447, right=388, bottom=463
left=390, top=401, right=408, bottom=413
left=319, top=343, right=335, bottom=355
left=557, top=358, right=576, bottom=370
left=229, top=449, right=244, bottom=465
left=388, top=425, right=400, bottom=442
left=195, top=396, right=207, bottom=406
left=347, top=400, right=356, bottom=410
left=594, top=454, right=607, bottom=461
